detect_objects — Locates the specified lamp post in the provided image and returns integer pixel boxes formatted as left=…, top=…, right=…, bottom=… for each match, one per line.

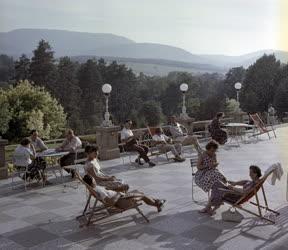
left=180, top=83, right=189, bottom=119
left=101, top=83, right=113, bottom=127
left=234, top=82, right=242, bottom=103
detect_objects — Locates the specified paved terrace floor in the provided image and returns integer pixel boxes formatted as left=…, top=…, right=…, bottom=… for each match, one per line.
left=0, top=126, right=288, bottom=250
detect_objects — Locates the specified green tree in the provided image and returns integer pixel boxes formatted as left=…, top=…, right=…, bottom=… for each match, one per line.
left=30, top=40, right=57, bottom=92
left=3, top=80, right=66, bottom=141
left=140, top=101, right=163, bottom=126
left=15, top=54, right=31, bottom=81
left=56, top=57, right=82, bottom=130
left=241, top=54, right=281, bottom=112
left=0, top=91, right=12, bottom=134
left=223, top=67, right=246, bottom=99
left=273, top=79, right=288, bottom=119
left=0, top=54, right=14, bottom=82
left=77, top=59, right=103, bottom=128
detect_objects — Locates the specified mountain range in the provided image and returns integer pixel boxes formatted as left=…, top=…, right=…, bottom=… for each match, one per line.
left=1, top=29, right=287, bottom=75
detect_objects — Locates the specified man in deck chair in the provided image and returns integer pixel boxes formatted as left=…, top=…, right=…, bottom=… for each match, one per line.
left=83, top=174, right=166, bottom=212
left=200, top=165, right=262, bottom=215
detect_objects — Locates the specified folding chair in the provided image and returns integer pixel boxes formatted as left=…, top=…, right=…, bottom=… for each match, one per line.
left=190, top=154, right=210, bottom=202
left=219, top=171, right=280, bottom=223
left=75, top=173, right=149, bottom=227
left=146, top=126, right=171, bottom=162
left=249, top=113, right=276, bottom=139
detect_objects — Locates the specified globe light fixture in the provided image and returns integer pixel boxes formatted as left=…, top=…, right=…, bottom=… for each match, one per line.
left=179, top=83, right=189, bottom=119
left=234, top=82, right=242, bottom=103
left=101, top=83, right=113, bottom=127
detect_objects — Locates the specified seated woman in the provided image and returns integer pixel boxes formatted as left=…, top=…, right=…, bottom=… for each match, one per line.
left=195, top=141, right=226, bottom=202
left=202, top=165, right=262, bottom=215
left=84, top=145, right=129, bottom=192
left=83, top=174, right=166, bottom=212
left=209, top=112, right=228, bottom=145
left=13, top=138, right=46, bottom=182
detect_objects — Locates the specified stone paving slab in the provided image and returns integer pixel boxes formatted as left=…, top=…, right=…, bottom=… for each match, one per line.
left=0, top=126, right=287, bottom=249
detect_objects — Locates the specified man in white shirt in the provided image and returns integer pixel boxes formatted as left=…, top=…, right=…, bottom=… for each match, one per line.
left=152, top=128, right=185, bottom=162
left=57, top=129, right=82, bottom=178
left=30, top=130, right=48, bottom=152
left=168, top=116, right=202, bottom=153
left=121, top=120, right=156, bottom=167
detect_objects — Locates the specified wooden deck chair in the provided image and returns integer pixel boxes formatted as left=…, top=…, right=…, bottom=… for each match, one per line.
left=219, top=170, right=280, bottom=224
left=249, top=113, right=276, bottom=139
left=75, top=172, right=149, bottom=227
left=146, top=126, right=170, bottom=162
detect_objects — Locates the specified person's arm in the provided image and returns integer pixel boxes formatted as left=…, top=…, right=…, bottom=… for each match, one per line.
left=87, top=164, right=115, bottom=182
left=227, top=185, right=245, bottom=194
left=38, top=138, right=48, bottom=151
left=197, top=155, right=205, bottom=170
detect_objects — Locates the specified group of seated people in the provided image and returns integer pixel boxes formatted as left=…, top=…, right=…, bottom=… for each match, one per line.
left=120, top=116, right=202, bottom=166
left=13, top=129, right=82, bottom=182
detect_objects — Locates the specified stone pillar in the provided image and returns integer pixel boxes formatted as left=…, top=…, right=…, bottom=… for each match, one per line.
left=96, top=126, right=120, bottom=160
left=0, top=139, right=8, bottom=179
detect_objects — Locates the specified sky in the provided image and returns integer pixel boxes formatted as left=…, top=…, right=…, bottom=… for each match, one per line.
left=0, top=0, right=284, bottom=55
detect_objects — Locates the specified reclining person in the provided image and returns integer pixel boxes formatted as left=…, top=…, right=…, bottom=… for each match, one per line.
left=152, top=128, right=185, bottom=162
left=168, top=116, right=202, bottom=153
left=84, top=145, right=129, bottom=192
left=83, top=174, right=166, bottom=212
left=201, top=165, right=262, bottom=215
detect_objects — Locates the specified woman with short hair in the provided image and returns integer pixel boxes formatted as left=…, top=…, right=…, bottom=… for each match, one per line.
left=209, top=112, right=228, bottom=145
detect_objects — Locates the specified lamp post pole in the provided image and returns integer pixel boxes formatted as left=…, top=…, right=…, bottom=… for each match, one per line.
left=180, top=83, right=189, bottom=119
left=101, top=84, right=113, bottom=127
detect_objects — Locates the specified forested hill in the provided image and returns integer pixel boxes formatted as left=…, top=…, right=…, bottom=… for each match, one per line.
left=1, top=29, right=288, bottom=74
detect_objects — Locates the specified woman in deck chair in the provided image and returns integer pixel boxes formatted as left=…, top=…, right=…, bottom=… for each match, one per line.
left=202, top=165, right=262, bottom=215
left=84, top=145, right=129, bottom=192
left=83, top=174, right=166, bottom=212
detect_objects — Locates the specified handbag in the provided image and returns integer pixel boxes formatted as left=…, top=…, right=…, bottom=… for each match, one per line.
left=221, top=208, right=244, bottom=223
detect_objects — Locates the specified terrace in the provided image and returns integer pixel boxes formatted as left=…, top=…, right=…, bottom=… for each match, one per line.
left=0, top=125, right=287, bottom=250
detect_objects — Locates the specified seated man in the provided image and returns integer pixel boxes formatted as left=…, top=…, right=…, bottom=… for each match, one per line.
left=168, top=116, right=202, bottom=153
left=152, top=128, right=185, bottom=162
left=30, top=129, right=48, bottom=152
left=13, top=138, right=45, bottom=181
left=121, top=119, right=156, bottom=167
left=83, top=174, right=166, bottom=212
left=209, top=112, right=227, bottom=145
left=56, top=129, right=82, bottom=178
left=84, top=145, right=129, bottom=192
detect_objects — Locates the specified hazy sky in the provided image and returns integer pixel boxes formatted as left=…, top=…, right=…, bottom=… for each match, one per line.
left=0, top=0, right=281, bottom=55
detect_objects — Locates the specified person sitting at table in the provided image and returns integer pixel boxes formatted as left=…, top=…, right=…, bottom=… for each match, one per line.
left=168, top=116, right=202, bottom=153
left=152, top=128, right=185, bottom=162
left=201, top=165, right=262, bottom=215
left=121, top=119, right=156, bottom=167
left=13, top=138, right=46, bottom=181
left=30, top=129, right=48, bottom=152
left=83, top=174, right=166, bottom=212
left=56, top=129, right=82, bottom=178
left=195, top=140, right=227, bottom=212
left=209, top=112, right=227, bottom=145
left=84, top=145, right=129, bottom=192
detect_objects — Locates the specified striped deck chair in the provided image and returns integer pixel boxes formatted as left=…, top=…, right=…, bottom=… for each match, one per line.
left=75, top=173, right=149, bottom=227
left=249, top=113, right=276, bottom=139
left=219, top=170, right=280, bottom=223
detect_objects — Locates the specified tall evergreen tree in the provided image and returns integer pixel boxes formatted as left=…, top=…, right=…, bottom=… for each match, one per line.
left=30, top=40, right=57, bottom=92
left=77, top=59, right=103, bottom=128
left=15, top=54, right=30, bottom=81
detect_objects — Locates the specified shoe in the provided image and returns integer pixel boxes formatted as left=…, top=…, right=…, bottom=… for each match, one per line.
left=135, top=158, right=144, bottom=165
left=156, top=199, right=166, bottom=212
left=174, top=157, right=186, bottom=162
left=148, top=161, right=156, bottom=167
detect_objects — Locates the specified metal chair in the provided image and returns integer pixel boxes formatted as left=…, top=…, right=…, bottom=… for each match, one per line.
left=11, top=155, right=30, bottom=191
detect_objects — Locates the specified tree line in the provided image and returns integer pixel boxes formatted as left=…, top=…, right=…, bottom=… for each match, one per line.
left=0, top=40, right=287, bottom=141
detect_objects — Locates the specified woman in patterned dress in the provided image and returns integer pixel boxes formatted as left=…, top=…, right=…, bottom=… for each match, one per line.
left=209, top=112, right=227, bottom=145
left=195, top=141, right=226, bottom=212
